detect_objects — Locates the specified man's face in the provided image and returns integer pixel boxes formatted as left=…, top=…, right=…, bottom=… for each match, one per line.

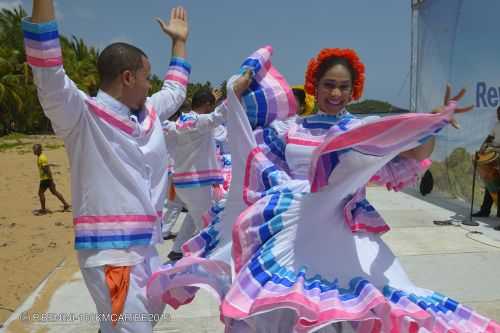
left=33, top=145, right=41, bottom=155
left=123, top=56, right=152, bottom=110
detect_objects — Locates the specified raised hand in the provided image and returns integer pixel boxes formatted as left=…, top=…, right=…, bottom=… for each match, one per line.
left=431, top=84, right=474, bottom=129
left=232, top=70, right=253, bottom=98
left=155, top=6, right=188, bottom=42
left=212, top=88, right=224, bottom=103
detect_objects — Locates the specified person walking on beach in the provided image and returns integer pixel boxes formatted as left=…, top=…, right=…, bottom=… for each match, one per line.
left=32, top=143, right=70, bottom=214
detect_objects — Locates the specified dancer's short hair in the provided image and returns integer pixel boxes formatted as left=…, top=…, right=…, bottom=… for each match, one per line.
left=97, top=42, right=148, bottom=85
left=191, top=89, right=216, bottom=109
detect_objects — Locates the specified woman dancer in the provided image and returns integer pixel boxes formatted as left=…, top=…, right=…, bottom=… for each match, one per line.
left=150, top=47, right=499, bottom=332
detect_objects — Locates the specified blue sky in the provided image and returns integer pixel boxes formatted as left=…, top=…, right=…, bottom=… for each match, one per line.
left=6, top=0, right=413, bottom=107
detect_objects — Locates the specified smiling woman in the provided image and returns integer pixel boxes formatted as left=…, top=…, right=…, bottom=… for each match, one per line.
left=147, top=44, right=497, bottom=332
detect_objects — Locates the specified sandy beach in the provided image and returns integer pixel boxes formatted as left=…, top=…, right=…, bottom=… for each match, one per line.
left=0, top=135, right=73, bottom=325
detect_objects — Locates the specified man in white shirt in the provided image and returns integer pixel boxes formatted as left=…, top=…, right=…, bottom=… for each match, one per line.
left=163, top=89, right=227, bottom=261
left=473, top=106, right=500, bottom=224
left=23, top=1, right=190, bottom=331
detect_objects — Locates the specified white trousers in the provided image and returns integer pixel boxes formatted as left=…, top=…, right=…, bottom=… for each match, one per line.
left=171, top=185, right=213, bottom=253
left=80, top=248, right=166, bottom=333
left=161, top=196, right=185, bottom=237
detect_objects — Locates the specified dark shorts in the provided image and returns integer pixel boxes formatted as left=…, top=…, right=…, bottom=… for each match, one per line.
left=39, top=179, right=54, bottom=191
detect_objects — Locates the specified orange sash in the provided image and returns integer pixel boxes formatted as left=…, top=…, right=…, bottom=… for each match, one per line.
left=104, top=265, right=131, bottom=326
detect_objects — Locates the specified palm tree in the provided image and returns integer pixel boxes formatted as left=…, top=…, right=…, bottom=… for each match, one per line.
left=0, top=47, right=24, bottom=135
left=61, top=36, right=100, bottom=96
left=0, top=6, right=27, bottom=57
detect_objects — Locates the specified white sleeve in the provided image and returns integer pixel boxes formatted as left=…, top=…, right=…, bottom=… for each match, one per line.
left=213, top=124, right=228, bottom=143
left=195, top=103, right=228, bottom=132
left=22, top=18, right=87, bottom=138
left=170, top=103, right=228, bottom=136
left=32, top=66, right=87, bottom=138
left=148, top=58, right=190, bottom=122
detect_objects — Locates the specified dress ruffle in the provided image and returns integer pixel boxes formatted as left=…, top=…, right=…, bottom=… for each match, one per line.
left=221, top=103, right=500, bottom=332
left=239, top=46, right=297, bottom=128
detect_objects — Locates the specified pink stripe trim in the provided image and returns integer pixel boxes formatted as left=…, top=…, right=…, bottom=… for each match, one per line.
left=75, top=221, right=153, bottom=230
left=420, top=158, right=432, bottom=169
left=27, top=55, right=62, bottom=67
left=242, top=147, right=263, bottom=206
left=74, top=214, right=157, bottom=224
left=222, top=291, right=387, bottom=322
left=232, top=208, right=246, bottom=273
left=174, top=169, right=223, bottom=177
left=287, top=136, right=322, bottom=147
left=165, top=67, right=189, bottom=78
left=176, top=120, right=196, bottom=129
left=165, top=73, right=188, bottom=87
left=25, top=46, right=62, bottom=59
left=141, top=106, right=157, bottom=134
left=350, top=223, right=390, bottom=234
left=85, top=99, right=135, bottom=135
left=310, top=111, right=453, bottom=192
left=486, top=320, right=500, bottom=332
left=268, top=66, right=297, bottom=118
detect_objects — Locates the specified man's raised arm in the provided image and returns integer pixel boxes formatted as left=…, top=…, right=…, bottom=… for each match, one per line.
left=149, top=7, right=191, bottom=121
left=23, top=0, right=86, bottom=138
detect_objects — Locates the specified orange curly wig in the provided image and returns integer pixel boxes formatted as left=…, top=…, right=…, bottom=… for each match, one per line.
left=304, top=48, right=365, bottom=100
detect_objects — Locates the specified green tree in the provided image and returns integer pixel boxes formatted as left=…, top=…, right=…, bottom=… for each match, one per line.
left=0, top=47, right=24, bottom=135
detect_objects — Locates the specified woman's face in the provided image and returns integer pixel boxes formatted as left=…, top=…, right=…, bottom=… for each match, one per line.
left=316, top=64, right=353, bottom=115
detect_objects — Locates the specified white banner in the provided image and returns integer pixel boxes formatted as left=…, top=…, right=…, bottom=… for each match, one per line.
left=413, top=0, right=500, bottom=201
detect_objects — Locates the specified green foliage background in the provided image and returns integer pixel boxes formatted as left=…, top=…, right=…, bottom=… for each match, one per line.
left=0, top=6, right=406, bottom=136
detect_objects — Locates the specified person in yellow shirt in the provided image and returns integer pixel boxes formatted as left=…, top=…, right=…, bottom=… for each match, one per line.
left=33, top=144, right=70, bottom=214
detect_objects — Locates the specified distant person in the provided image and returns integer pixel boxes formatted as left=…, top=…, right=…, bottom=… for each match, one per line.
left=472, top=106, right=500, bottom=222
left=292, top=85, right=315, bottom=115
left=163, top=88, right=227, bottom=261
left=32, top=143, right=70, bottom=214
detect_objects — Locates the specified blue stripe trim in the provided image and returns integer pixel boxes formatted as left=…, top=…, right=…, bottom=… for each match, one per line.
left=302, top=122, right=333, bottom=129
left=23, top=30, right=59, bottom=42
left=241, top=57, right=262, bottom=74
left=75, top=238, right=151, bottom=249
left=75, top=233, right=152, bottom=243
left=21, top=18, right=58, bottom=34
left=169, top=57, right=191, bottom=73
left=242, top=92, right=258, bottom=127
left=262, top=127, right=286, bottom=160
left=173, top=177, right=224, bottom=187
left=302, top=114, right=354, bottom=130
left=254, top=88, right=267, bottom=127
left=352, top=199, right=376, bottom=213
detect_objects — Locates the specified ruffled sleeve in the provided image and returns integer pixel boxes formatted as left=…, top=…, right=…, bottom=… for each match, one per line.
left=370, top=157, right=431, bottom=191
left=239, top=46, right=297, bottom=128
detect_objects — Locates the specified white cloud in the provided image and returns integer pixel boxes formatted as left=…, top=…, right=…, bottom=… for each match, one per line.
left=0, top=0, right=22, bottom=11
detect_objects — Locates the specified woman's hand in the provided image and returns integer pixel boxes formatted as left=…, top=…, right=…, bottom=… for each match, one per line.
left=431, top=84, right=474, bottom=129
left=232, top=70, right=253, bottom=99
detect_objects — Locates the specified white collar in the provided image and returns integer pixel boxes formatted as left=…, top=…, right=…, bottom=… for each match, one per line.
left=95, top=90, right=131, bottom=118
left=316, top=108, right=348, bottom=117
